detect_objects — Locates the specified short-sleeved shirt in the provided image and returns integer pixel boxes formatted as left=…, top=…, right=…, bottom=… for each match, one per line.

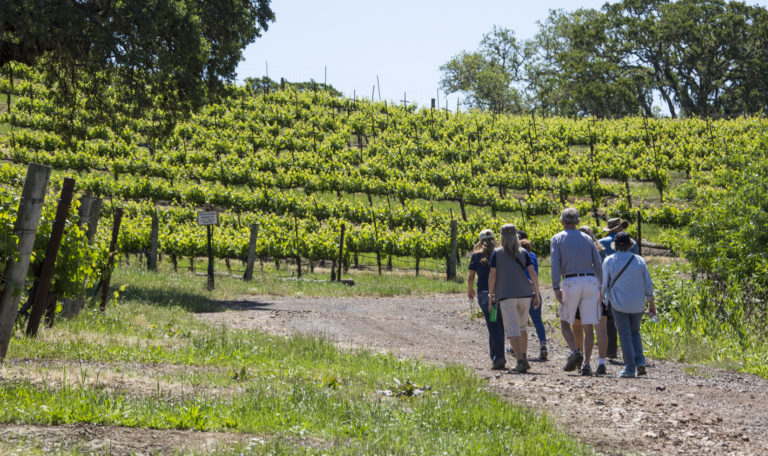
left=490, top=247, right=534, bottom=299
left=599, top=232, right=639, bottom=256
left=468, top=252, right=492, bottom=293
left=525, top=250, right=539, bottom=278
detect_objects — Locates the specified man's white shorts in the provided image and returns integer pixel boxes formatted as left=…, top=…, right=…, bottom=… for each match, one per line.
left=558, top=276, right=601, bottom=325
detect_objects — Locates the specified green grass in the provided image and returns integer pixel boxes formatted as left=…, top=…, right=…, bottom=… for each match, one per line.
left=2, top=267, right=590, bottom=455
left=116, top=256, right=465, bottom=302
left=642, top=264, right=768, bottom=379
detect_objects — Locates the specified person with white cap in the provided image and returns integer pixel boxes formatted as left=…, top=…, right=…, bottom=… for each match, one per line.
left=488, top=224, right=541, bottom=373
left=468, top=229, right=506, bottom=370
left=550, top=208, right=604, bottom=374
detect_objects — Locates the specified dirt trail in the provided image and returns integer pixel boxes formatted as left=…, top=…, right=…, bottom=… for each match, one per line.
left=196, top=288, right=768, bottom=456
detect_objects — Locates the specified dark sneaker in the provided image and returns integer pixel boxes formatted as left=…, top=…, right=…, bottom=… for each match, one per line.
left=522, top=358, right=531, bottom=371
left=491, top=360, right=506, bottom=370
left=539, top=345, right=548, bottom=361
left=596, top=363, right=607, bottom=375
left=606, top=351, right=618, bottom=359
left=515, top=359, right=528, bottom=373
left=637, top=365, right=647, bottom=376
left=581, top=363, right=592, bottom=376
left=619, top=370, right=635, bottom=378
left=564, top=350, right=583, bottom=372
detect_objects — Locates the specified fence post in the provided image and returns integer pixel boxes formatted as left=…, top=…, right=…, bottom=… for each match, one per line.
left=206, top=225, right=214, bottom=290
left=86, top=198, right=102, bottom=243
left=26, top=177, right=76, bottom=337
left=244, top=223, right=259, bottom=281
left=100, top=208, right=124, bottom=310
left=447, top=219, right=458, bottom=280
left=637, top=209, right=643, bottom=256
left=148, top=209, right=159, bottom=270
left=0, top=163, right=51, bottom=360
left=336, top=224, right=345, bottom=282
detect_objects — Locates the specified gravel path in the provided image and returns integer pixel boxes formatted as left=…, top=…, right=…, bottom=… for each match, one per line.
left=196, top=287, right=768, bottom=456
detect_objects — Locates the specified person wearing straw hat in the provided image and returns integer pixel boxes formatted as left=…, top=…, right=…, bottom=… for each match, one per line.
left=598, top=218, right=639, bottom=359
left=601, top=232, right=656, bottom=378
left=488, top=224, right=541, bottom=373
left=468, top=229, right=506, bottom=370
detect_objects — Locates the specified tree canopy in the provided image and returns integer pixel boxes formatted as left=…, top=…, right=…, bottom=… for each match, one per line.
left=441, top=0, right=768, bottom=118
left=439, top=26, right=525, bottom=113
left=0, top=0, right=274, bottom=116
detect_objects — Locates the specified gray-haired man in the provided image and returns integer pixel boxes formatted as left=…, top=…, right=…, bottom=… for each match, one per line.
left=550, top=208, right=604, bottom=374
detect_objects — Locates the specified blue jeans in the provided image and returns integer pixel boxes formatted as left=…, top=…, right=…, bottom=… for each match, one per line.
left=611, top=308, right=646, bottom=375
left=478, top=291, right=506, bottom=365
left=529, top=294, right=546, bottom=345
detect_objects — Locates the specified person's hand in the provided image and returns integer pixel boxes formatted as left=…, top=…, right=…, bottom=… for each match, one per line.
left=555, top=289, right=563, bottom=304
left=648, top=302, right=656, bottom=316
left=468, top=288, right=475, bottom=300
left=532, top=293, right=541, bottom=309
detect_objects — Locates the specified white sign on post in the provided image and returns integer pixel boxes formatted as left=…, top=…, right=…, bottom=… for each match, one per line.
left=197, top=211, right=218, bottom=226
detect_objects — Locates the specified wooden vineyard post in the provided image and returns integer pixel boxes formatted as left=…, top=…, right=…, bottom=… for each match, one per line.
left=0, top=163, right=51, bottom=360
left=637, top=209, right=643, bottom=257
left=244, top=223, right=259, bottom=281
left=293, top=216, right=302, bottom=278
left=100, top=208, right=124, bottom=310
left=148, top=209, right=159, bottom=270
left=336, top=223, right=346, bottom=282
left=207, top=225, right=214, bottom=290
left=26, top=177, right=76, bottom=337
left=197, top=209, right=218, bottom=291
left=447, top=219, right=458, bottom=280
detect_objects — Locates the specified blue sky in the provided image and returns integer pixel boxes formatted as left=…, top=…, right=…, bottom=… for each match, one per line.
left=237, top=1, right=768, bottom=110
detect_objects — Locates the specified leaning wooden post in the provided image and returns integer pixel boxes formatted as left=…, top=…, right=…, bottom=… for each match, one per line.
left=26, top=177, right=76, bottom=337
left=336, top=223, right=346, bottom=282
left=100, top=208, right=124, bottom=311
left=243, top=223, right=259, bottom=281
left=0, top=163, right=51, bottom=360
left=447, top=219, right=458, bottom=280
left=148, top=209, right=159, bottom=270
left=637, top=209, right=643, bottom=257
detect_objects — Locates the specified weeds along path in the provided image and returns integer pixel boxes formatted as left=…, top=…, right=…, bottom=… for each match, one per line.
left=198, top=287, right=768, bottom=456
left=0, top=423, right=256, bottom=455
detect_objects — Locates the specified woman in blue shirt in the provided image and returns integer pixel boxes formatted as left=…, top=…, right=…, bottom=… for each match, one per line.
left=468, top=229, right=506, bottom=370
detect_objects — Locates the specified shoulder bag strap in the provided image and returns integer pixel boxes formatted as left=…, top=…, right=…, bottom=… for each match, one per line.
left=606, top=255, right=635, bottom=296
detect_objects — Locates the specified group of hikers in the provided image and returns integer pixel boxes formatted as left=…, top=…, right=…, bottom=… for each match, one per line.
left=467, top=208, right=656, bottom=378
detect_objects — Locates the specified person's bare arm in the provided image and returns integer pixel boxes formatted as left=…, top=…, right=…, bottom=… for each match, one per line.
left=467, top=270, right=476, bottom=299
left=488, top=267, right=497, bottom=305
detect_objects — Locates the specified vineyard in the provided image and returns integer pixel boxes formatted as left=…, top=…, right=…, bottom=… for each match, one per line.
left=4, top=66, right=764, bottom=278
left=2, top=60, right=768, bottom=456
left=0, top=66, right=767, bottom=314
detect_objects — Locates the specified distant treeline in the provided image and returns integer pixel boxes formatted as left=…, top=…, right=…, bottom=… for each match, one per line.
left=441, top=0, right=768, bottom=119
